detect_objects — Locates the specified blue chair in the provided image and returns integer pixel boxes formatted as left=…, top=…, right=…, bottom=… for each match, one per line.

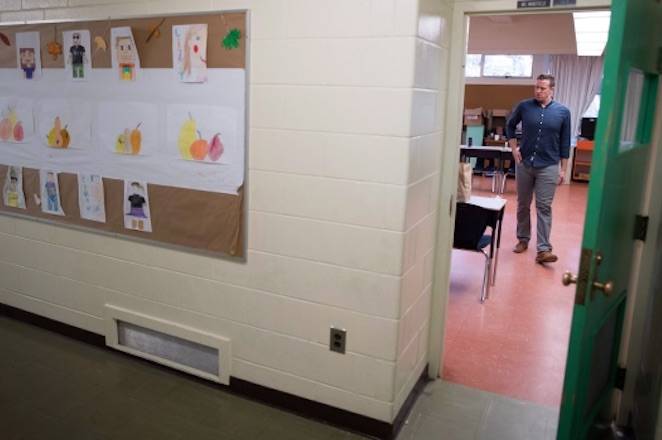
left=453, top=203, right=494, bottom=303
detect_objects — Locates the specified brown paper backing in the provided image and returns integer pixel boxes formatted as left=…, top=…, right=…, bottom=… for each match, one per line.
left=0, top=12, right=246, bottom=69
left=464, top=85, right=532, bottom=112
left=0, top=166, right=244, bottom=257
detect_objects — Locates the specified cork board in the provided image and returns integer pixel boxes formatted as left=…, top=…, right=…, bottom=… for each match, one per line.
left=0, top=166, right=244, bottom=256
left=0, top=12, right=247, bottom=257
left=0, top=12, right=246, bottom=69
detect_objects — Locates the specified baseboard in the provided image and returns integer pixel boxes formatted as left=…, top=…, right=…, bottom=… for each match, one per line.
left=0, top=302, right=428, bottom=440
left=0, top=302, right=105, bottom=346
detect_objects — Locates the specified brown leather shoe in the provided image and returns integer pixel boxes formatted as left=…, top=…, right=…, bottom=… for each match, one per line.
left=513, top=241, right=528, bottom=253
left=536, top=251, right=558, bottom=263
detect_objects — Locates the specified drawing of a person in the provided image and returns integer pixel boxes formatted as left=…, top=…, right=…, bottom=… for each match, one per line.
left=116, top=36, right=136, bottom=81
left=127, top=182, right=147, bottom=230
left=69, top=32, right=87, bottom=79
left=45, top=172, right=59, bottom=212
left=89, top=175, right=102, bottom=213
left=19, top=48, right=36, bottom=79
left=6, top=170, right=19, bottom=208
left=182, top=25, right=207, bottom=80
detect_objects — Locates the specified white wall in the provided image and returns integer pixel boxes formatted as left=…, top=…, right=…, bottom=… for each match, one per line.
left=0, top=0, right=449, bottom=423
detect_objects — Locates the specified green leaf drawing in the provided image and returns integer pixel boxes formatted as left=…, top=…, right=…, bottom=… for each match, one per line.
left=222, top=28, right=241, bottom=50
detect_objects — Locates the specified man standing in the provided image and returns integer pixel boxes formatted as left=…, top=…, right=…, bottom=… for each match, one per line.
left=506, top=74, right=570, bottom=264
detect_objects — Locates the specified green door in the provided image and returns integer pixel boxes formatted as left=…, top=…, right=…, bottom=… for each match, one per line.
left=557, top=1, right=662, bottom=439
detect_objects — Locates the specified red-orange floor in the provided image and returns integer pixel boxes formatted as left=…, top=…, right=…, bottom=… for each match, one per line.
left=442, top=176, right=589, bottom=407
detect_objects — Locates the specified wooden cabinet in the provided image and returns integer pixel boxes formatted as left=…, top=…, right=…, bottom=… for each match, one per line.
left=572, top=139, right=594, bottom=182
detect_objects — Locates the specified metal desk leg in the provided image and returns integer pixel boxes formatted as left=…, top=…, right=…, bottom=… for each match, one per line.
left=491, top=245, right=499, bottom=286
left=490, top=208, right=505, bottom=286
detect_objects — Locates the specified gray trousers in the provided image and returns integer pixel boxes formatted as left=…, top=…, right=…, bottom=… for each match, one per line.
left=515, top=162, right=559, bottom=252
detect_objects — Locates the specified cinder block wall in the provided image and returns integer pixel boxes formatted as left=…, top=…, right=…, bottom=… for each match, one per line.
left=0, top=0, right=450, bottom=422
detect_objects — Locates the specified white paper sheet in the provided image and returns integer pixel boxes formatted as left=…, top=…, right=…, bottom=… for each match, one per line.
left=96, top=101, right=158, bottom=156
left=110, top=27, right=141, bottom=82
left=35, top=98, right=92, bottom=149
left=124, top=180, right=151, bottom=232
left=3, top=165, right=26, bottom=209
left=0, top=68, right=245, bottom=195
left=78, top=173, right=106, bottom=222
left=15, top=32, right=42, bottom=81
left=63, top=30, right=92, bottom=82
left=39, top=169, right=65, bottom=216
left=0, top=97, right=34, bottom=144
left=166, top=104, right=235, bottom=164
left=172, top=24, right=208, bottom=83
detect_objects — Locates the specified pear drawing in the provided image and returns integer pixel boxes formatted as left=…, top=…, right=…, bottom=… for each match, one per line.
left=123, top=129, right=131, bottom=153
left=130, top=123, right=142, bottom=155
left=115, top=130, right=127, bottom=153
left=60, top=126, right=70, bottom=148
left=0, top=118, right=10, bottom=141
left=7, top=108, right=17, bottom=127
left=1, top=108, right=19, bottom=142
left=47, top=117, right=63, bottom=147
left=178, top=113, right=196, bottom=160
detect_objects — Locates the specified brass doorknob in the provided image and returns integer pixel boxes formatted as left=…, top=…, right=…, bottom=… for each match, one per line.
left=562, top=271, right=577, bottom=286
left=593, top=280, right=614, bottom=296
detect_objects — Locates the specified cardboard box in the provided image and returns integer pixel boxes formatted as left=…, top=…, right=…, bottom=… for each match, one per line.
left=464, top=107, right=484, bottom=126
left=487, top=109, right=510, bottom=131
left=490, top=109, right=510, bottom=118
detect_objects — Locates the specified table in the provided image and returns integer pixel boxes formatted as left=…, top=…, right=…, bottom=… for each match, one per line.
left=460, top=145, right=514, bottom=194
left=467, top=195, right=507, bottom=295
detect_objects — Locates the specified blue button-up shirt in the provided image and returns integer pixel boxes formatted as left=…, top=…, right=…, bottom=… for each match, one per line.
left=506, top=99, right=571, bottom=168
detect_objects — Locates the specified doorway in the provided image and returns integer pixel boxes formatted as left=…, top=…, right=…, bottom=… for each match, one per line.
left=438, top=11, right=604, bottom=408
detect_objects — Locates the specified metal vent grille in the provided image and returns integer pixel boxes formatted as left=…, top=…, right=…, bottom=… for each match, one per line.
left=117, top=321, right=219, bottom=376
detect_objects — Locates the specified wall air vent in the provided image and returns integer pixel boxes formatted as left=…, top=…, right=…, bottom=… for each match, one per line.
left=118, top=321, right=219, bottom=375
left=104, top=305, right=231, bottom=385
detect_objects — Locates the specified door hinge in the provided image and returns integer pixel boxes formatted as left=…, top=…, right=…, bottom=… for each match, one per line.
left=633, top=215, right=649, bottom=241
left=615, top=366, right=627, bottom=390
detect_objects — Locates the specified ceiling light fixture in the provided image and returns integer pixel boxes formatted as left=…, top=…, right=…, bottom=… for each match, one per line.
left=573, top=11, right=611, bottom=56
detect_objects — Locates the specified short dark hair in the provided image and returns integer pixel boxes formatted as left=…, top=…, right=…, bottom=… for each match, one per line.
left=537, top=74, right=555, bottom=88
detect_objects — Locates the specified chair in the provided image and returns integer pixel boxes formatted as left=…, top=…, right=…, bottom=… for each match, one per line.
left=453, top=203, right=494, bottom=303
left=498, top=159, right=516, bottom=194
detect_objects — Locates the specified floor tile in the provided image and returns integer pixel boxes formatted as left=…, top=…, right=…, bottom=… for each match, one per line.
left=443, top=180, right=586, bottom=406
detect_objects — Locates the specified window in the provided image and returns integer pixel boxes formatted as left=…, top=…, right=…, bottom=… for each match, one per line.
left=465, top=54, right=534, bottom=78
left=582, top=94, right=600, bottom=118
left=465, top=54, right=482, bottom=77
left=483, top=55, right=533, bottom=77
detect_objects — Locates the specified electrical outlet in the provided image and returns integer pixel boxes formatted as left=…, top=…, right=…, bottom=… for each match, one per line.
left=329, top=327, right=346, bottom=354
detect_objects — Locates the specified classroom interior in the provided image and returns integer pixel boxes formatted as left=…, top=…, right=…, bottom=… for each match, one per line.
left=443, top=11, right=603, bottom=408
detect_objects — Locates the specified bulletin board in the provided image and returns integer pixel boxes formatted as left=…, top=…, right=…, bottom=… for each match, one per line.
left=0, top=12, right=247, bottom=257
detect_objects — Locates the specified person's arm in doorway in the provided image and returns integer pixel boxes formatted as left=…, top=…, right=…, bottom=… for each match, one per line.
left=558, top=108, right=571, bottom=184
left=506, top=103, right=522, bottom=163
left=559, top=158, right=568, bottom=185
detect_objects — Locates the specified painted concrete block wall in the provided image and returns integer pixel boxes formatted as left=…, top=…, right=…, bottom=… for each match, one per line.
left=393, top=0, right=451, bottom=414
left=0, top=0, right=448, bottom=422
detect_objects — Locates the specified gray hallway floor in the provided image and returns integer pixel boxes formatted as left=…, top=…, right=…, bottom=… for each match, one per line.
left=0, top=315, right=558, bottom=439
